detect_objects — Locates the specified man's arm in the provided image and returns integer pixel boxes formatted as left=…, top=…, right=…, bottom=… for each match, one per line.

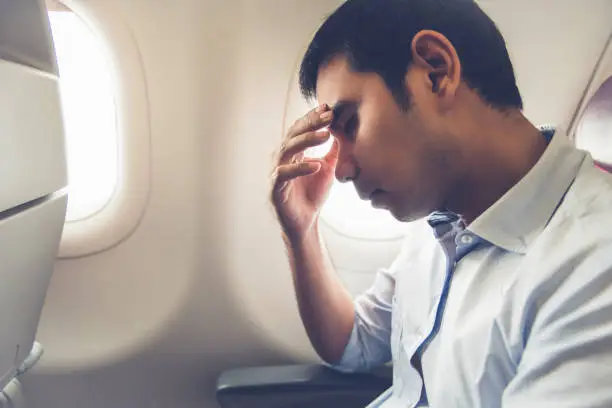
left=287, top=225, right=356, bottom=364
left=502, top=243, right=612, bottom=407
left=329, top=265, right=395, bottom=373
left=289, top=220, right=408, bottom=371
left=327, top=228, right=422, bottom=373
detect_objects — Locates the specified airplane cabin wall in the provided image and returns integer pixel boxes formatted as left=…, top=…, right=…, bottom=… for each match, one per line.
left=22, top=1, right=612, bottom=408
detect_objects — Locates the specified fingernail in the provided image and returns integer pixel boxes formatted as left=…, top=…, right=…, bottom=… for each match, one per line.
left=308, top=162, right=321, bottom=172
left=320, top=111, right=333, bottom=120
left=316, top=104, right=328, bottom=113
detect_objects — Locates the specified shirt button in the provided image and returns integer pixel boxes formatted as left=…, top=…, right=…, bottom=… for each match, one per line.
left=460, top=235, right=473, bottom=245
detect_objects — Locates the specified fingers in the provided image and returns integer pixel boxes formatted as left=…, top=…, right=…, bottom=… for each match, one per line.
left=270, top=104, right=333, bottom=204
left=277, top=104, right=334, bottom=166
left=279, top=130, right=330, bottom=164
left=273, top=162, right=320, bottom=187
left=323, top=137, right=339, bottom=166
left=286, top=104, right=334, bottom=141
left=271, top=162, right=321, bottom=204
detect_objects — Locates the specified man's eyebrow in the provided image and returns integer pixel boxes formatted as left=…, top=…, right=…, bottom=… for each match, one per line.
left=330, top=100, right=357, bottom=131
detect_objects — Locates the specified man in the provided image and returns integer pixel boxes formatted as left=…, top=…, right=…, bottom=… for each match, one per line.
left=270, top=0, right=612, bottom=406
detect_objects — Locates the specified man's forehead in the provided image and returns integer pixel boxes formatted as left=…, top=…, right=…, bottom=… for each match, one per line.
left=315, top=55, right=363, bottom=107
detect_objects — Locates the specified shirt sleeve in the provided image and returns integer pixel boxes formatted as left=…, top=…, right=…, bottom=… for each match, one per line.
left=327, top=225, right=425, bottom=373
left=329, top=266, right=396, bottom=373
left=502, top=243, right=612, bottom=407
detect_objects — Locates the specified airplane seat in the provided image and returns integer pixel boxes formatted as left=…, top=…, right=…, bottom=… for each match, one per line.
left=575, top=74, right=612, bottom=173
left=0, top=0, right=68, bottom=407
left=216, top=364, right=392, bottom=408
left=573, top=32, right=612, bottom=173
left=595, top=161, right=612, bottom=173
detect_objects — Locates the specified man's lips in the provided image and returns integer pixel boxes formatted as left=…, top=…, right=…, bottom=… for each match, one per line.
left=369, top=189, right=384, bottom=199
left=370, top=189, right=387, bottom=205
left=355, top=183, right=385, bottom=202
left=362, top=189, right=387, bottom=207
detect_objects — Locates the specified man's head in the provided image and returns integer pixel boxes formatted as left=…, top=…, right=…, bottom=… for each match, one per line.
left=299, top=0, right=523, bottom=221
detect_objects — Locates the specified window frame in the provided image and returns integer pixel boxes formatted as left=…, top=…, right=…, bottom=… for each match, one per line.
left=51, top=0, right=151, bottom=258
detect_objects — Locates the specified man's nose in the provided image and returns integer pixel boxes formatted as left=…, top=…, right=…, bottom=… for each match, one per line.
left=335, top=158, right=358, bottom=183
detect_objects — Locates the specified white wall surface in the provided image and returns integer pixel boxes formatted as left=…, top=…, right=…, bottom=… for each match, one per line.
left=23, top=1, right=612, bottom=407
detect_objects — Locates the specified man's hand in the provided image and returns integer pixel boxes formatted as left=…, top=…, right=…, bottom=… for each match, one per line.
left=270, top=104, right=338, bottom=242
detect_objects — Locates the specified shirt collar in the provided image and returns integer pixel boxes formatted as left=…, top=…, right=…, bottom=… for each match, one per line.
left=466, top=127, right=587, bottom=254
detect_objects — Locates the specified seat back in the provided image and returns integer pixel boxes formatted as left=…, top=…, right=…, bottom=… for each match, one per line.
left=572, top=31, right=612, bottom=171
left=575, top=74, right=612, bottom=171
left=0, top=0, right=67, bottom=395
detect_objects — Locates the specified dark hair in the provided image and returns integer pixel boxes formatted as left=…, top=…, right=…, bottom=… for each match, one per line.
left=299, top=0, right=523, bottom=111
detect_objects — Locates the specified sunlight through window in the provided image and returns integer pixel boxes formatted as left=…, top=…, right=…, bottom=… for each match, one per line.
left=49, top=11, right=118, bottom=222
left=320, top=179, right=407, bottom=240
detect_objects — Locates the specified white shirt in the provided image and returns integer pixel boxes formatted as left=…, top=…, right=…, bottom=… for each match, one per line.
left=330, top=128, right=612, bottom=407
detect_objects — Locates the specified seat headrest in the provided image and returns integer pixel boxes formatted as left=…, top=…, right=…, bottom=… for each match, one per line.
left=595, top=161, right=612, bottom=173
left=575, top=75, right=612, bottom=169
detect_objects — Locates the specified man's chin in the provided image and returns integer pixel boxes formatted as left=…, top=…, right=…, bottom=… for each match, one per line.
left=393, top=212, right=420, bottom=223
left=386, top=203, right=430, bottom=223
left=370, top=194, right=430, bottom=222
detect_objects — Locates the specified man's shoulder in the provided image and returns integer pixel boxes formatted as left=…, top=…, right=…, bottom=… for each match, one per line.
left=512, top=164, right=612, bottom=317
left=550, top=162, right=612, bottom=241
left=532, top=161, right=612, bottom=265
left=561, top=160, right=612, bottom=215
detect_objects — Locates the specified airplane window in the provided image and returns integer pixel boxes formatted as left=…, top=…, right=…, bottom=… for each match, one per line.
left=48, top=10, right=118, bottom=222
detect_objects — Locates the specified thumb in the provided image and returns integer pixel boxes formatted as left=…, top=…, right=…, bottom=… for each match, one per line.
left=323, top=138, right=339, bottom=166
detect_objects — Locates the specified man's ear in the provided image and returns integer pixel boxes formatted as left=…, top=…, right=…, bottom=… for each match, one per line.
left=409, top=30, right=461, bottom=107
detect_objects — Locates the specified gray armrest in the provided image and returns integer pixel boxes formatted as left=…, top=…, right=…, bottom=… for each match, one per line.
left=216, top=364, right=392, bottom=408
